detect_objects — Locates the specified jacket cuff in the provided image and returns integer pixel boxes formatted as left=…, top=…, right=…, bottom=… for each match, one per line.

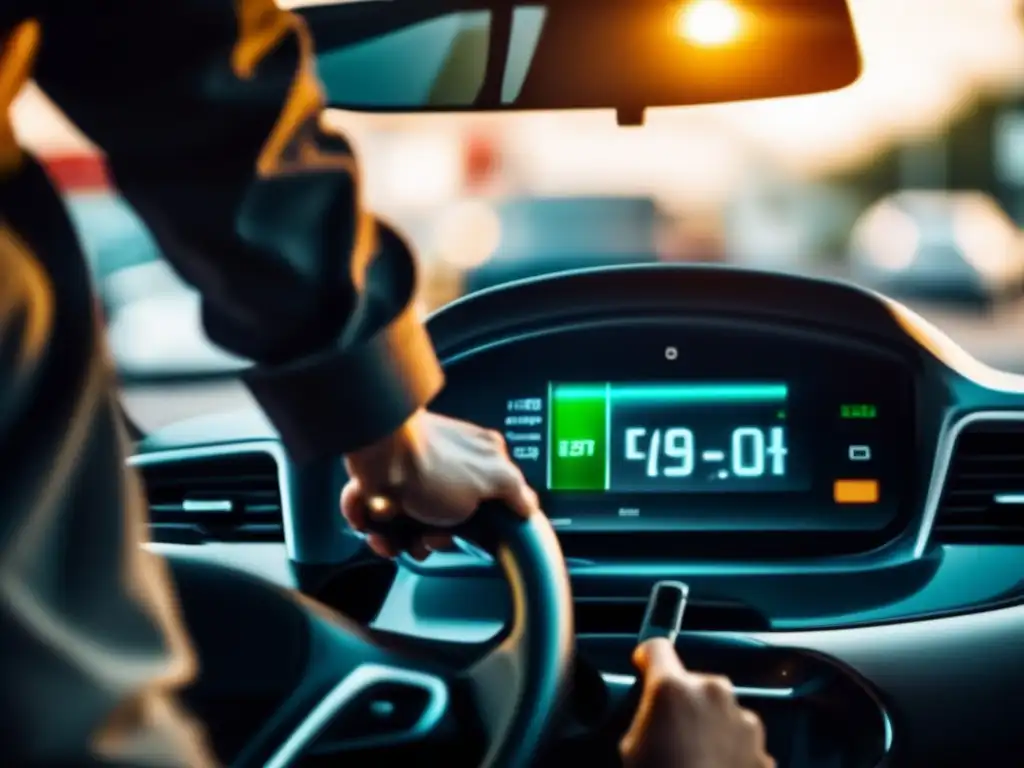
left=243, top=306, right=444, bottom=461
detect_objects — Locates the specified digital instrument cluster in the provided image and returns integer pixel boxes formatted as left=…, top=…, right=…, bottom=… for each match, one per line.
left=432, top=316, right=916, bottom=550
left=546, top=381, right=804, bottom=494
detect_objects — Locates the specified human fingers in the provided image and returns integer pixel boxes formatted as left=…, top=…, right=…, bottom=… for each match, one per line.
left=697, top=674, right=737, bottom=709
left=423, top=533, right=455, bottom=551
left=489, top=452, right=541, bottom=519
left=365, top=533, right=400, bottom=558
left=406, top=539, right=431, bottom=561
left=340, top=479, right=369, bottom=532
left=342, top=482, right=406, bottom=557
left=633, top=637, right=686, bottom=678
left=737, top=706, right=776, bottom=768
left=379, top=533, right=451, bottom=561
left=621, top=639, right=689, bottom=758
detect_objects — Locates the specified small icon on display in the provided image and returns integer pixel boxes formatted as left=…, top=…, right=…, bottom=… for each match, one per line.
left=840, top=404, right=877, bottom=419
left=512, top=445, right=540, bottom=461
left=664, top=346, right=679, bottom=360
left=848, top=445, right=872, bottom=461
left=834, top=479, right=879, bottom=504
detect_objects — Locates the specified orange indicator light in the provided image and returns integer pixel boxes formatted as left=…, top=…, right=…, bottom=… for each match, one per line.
left=833, top=479, right=879, bottom=504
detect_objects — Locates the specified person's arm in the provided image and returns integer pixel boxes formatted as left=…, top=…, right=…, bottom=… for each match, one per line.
left=33, top=0, right=443, bottom=461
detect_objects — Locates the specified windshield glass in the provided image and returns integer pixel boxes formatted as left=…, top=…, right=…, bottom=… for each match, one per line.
left=14, top=0, right=1024, bottom=431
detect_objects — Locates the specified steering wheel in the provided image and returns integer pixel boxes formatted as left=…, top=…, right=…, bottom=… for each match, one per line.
left=193, top=501, right=574, bottom=768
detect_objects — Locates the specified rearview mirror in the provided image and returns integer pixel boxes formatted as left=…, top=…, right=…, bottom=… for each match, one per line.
left=300, top=0, right=863, bottom=123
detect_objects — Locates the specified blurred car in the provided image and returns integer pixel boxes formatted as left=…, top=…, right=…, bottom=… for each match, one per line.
left=66, top=193, right=242, bottom=377
left=461, top=196, right=665, bottom=294
left=850, top=190, right=1024, bottom=307
left=725, top=177, right=859, bottom=272
left=66, top=193, right=162, bottom=288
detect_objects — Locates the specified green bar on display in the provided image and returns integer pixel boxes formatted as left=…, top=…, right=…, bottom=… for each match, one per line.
left=548, top=384, right=609, bottom=491
left=610, top=383, right=787, bottom=404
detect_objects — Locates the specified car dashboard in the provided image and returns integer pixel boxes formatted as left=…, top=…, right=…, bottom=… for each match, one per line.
left=134, top=265, right=1024, bottom=767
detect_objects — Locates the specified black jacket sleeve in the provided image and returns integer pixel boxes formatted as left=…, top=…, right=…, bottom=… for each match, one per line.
left=32, top=0, right=444, bottom=461
left=0, top=146, right=217, bottom=765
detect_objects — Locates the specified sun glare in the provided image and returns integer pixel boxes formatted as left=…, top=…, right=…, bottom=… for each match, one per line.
left=676, top=0, right=742, bottom=46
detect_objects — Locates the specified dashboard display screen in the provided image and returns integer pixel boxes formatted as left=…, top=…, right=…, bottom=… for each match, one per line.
left=547, top=382, right=807, bottom=493
left=436, top=318, right=915, bottom=538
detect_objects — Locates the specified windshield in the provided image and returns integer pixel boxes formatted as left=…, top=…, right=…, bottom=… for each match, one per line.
left=14, top=0, right=1024, bottom=431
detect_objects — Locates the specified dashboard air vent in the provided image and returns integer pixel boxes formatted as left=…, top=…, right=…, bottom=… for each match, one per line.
left=933, top=419, right=1024, bottom=543
left=135, top=450, right=285, bottom=544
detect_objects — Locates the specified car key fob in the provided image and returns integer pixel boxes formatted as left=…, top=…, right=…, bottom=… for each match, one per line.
left=638, top=580, right=689, bottom=645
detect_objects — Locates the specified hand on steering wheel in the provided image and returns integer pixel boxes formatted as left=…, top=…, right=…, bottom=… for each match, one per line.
left=253, top=497, right=572, bottom=768
left=341, top=410, right=540, bottom=559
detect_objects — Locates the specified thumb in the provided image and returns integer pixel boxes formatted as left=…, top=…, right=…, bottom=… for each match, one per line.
left=620, top=638, right=685, bottom=760
left=633, top=637, right=685, bottom=677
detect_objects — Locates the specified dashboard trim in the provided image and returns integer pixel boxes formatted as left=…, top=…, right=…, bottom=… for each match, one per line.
left=601, top=672, right=887, bottom=758
left=912, top=410, right=1024, bottom=558
left=601, top=671, right=893, bottom=759
left=145, top=541, right=295, bottom=587
left=128, top=440, right=297, bottom=560
left=600, top=671, right=797, bottom=699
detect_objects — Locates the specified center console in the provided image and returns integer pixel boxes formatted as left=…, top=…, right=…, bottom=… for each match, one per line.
left=550, top=579, right=891, bottom=768
left=560, top=635, right=892, bottom=768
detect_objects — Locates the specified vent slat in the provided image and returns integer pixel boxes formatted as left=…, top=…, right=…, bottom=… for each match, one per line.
left=934, top=420, right=1024, bottom=543
left=136, top=450, right=285, bottom=544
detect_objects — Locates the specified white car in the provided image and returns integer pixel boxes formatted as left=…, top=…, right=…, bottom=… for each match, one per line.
left=850, top=190, right=1024, bottom=306
left=67, top=194, right=243, bottom=378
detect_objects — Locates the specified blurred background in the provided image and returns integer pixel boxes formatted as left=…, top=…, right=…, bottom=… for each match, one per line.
left=12, top=0, right=1024, bottom=431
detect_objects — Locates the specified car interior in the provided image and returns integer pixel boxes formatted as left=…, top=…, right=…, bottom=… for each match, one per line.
left=85, top=0, right=1024, bottom=766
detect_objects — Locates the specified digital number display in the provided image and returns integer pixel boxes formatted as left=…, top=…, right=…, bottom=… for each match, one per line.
left=547, top=383, right=810, bottom=493
left=622, top=425, right=788, bottom=478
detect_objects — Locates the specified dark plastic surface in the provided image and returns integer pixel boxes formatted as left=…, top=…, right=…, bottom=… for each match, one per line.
left=317, top=682, right=432, bottom=744
left=581, top=635, right=890, bottom=768
left=169, top=557, right=312, bottom=764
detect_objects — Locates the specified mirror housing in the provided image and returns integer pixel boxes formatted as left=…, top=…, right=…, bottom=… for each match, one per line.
left=302, top=0, right=863, bottom=123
